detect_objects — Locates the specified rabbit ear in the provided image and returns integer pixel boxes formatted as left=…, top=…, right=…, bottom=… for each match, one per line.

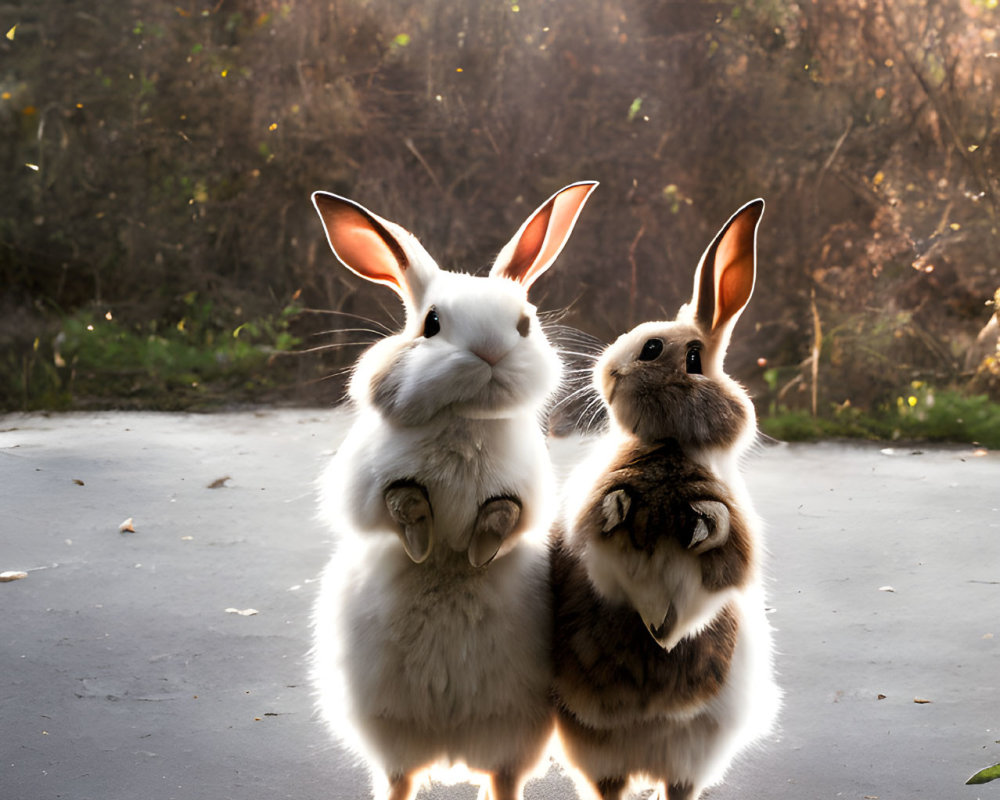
left=690, top=199, right=764, bottom=341
left=490, top=181, right=598, bottom=288
left=311, top=191, right=436, bottom=303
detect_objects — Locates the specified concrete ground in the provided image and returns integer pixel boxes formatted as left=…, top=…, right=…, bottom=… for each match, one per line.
left=1, top=410, right=998, bottom=800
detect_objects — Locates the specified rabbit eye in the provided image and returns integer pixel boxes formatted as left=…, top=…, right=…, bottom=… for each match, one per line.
left=423, top=308, right=440, bottom=338
left=686, top=343, right=703, bottom=375
left=517, top=313, right=531, bottom=337
left=638, top=338, right=663, bottom=362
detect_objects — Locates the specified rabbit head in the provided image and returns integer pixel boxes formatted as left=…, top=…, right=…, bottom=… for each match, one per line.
left=595, top=199, right=764, bottom=451
left=312, top=182, right=598, bottom=426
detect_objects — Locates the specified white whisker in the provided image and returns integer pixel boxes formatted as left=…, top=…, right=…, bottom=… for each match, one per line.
left=293, top=342, right=377, bottom=355
left=300, top=308, right=396, bottom=335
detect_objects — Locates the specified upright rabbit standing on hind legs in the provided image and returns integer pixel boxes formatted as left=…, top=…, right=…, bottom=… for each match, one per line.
left=551, top=199, right=781, bottom=800
left=310, top=182, right=598, bottom=800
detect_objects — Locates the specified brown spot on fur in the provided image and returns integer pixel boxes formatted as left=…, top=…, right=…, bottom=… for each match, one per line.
left=668, top=781, right=694, bottom=800
left=596, top=776, right=627, bottom=800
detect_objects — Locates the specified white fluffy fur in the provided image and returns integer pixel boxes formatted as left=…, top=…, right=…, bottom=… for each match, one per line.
left=310, top=184, right=596, bottom=800
left=312, top=530, right=554, bottom=784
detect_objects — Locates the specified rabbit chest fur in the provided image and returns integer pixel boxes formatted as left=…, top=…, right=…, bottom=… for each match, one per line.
left=312, top=408, right=557, bottom=776
left=551, top=439, right=778, bottom=797
left=324, top=406, right=555, bottom=553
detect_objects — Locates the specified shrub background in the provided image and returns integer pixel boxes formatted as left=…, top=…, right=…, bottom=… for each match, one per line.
left=2, top=0, right=999, bottom=426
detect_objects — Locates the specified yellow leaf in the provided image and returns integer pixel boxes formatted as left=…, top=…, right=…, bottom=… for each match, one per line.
left=5, top=24, right=16, bottom=41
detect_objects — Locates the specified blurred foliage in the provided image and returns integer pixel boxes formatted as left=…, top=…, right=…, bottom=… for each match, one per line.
left=2, top=0, right=1000, bottom=438
left=760, top=382, right=1000, bottom=447
left=2, top=296, right=302, bottom=410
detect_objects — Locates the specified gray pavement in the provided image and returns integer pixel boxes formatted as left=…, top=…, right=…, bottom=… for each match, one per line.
left=1, top=410, right=998, bottom=800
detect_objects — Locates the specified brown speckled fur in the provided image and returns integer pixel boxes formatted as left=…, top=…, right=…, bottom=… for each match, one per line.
left=549, top=200, right=775, bottom=799
left=574, top=438, right=753, bottom=592
left=550, top=438, right=755, bottom=795
left=551, top=528, right=739, bottom=720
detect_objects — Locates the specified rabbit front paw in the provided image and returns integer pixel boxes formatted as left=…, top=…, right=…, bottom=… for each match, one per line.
left=601, top=487, right=632, bottom=533
left=688, top=499, right=730, bottom=554
left=384, top=480, right=434, bottom=564
left=468, top=496, right=521, bottom=568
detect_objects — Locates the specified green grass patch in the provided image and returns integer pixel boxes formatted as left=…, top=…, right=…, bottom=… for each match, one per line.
left=3, top=297, right=302, bottom=410
left=760, top=383, right=1000, bottom=448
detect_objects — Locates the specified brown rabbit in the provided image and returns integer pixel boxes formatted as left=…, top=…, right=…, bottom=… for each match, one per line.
left=550, top=200, right=780, bottom=800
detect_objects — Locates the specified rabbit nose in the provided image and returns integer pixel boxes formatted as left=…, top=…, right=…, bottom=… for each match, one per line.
left=473, top=350, right=500, bottom=366
left=472, top=345, right=506, bottom=366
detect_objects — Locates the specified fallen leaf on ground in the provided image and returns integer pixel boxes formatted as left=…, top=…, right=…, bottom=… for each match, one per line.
left=0, top=571, right=29, bottom=582
left=966, top=761, right=1000, bottom=785
left=119, top=518, right=135, bottom=533
left=73, top=478, right=85, bottom=486
left=876, top=693, right=886, bottom=700
left=225, top=607, right=258, bottom=616
left=207, top=476, right=231, bottom=489
left=913, top=697, right=932, bottom=704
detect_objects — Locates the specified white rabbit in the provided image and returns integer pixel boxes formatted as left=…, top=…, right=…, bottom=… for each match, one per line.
left=550, top=200, right=780, bottom=800
left=311, top=182, right=598, bottom=800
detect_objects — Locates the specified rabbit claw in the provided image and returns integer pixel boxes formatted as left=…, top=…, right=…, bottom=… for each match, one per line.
left=384, top=480, right=434, bottom=564
left=468, top=496, right=521, bottom=568
left=601, top=488, right=632, bottom=532
left=688, top=499, right=730, bottom=553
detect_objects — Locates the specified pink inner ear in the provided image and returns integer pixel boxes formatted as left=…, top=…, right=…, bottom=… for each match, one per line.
left=716, top=263, right=754, bottom=329
left=500, top=182, right=596, bottom=287
left=315, top=196, right=407, bottom=291
left=711, top=215, right=757, bottom=331
left=504, top=210, right=550, bottom=283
